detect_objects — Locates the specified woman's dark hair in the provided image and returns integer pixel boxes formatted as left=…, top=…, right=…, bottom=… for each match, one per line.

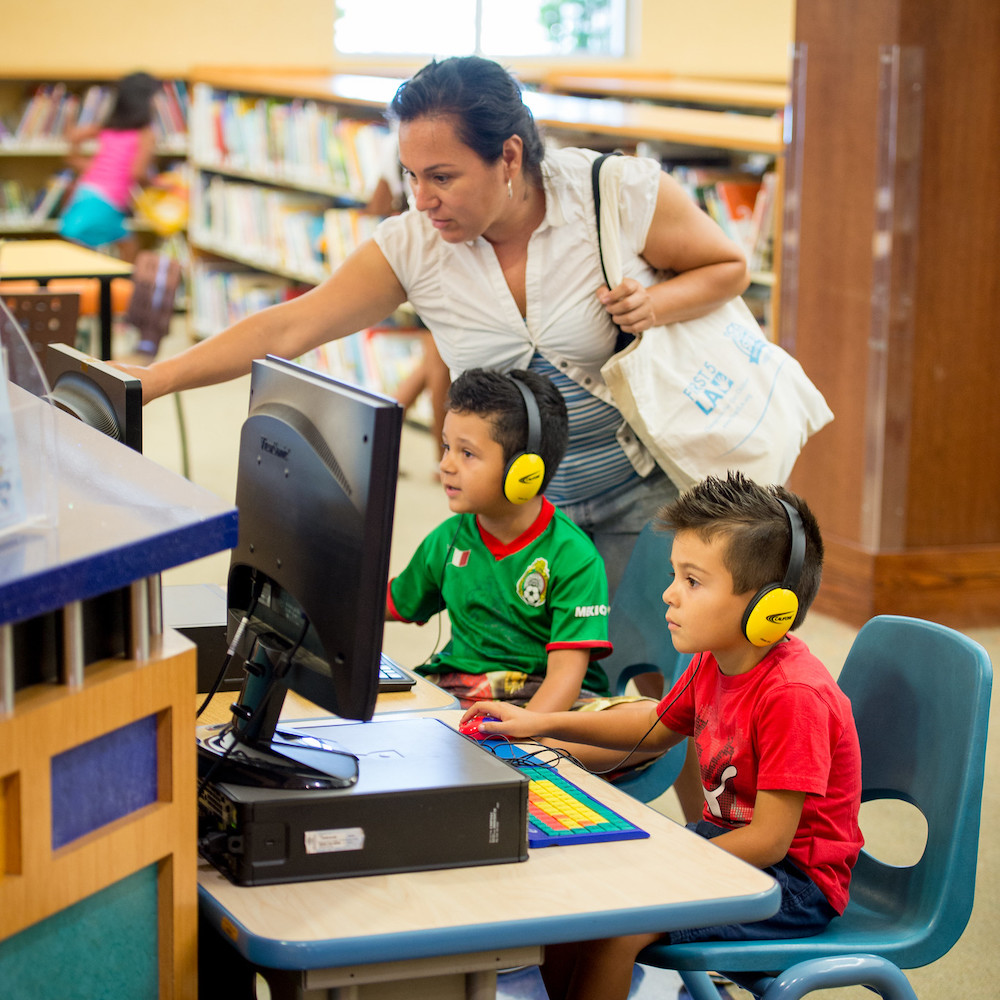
left=106, top=72, right=160, bottom=130
left=387, top=56, right=545, bottom=185
left=446, top=368, right=568, bottom=493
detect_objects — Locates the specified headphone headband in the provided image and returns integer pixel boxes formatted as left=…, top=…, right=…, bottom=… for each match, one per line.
left=510, top=374, right=541, bottom=457
left=777, top=498, right=805, bottom=593
left=741, top=497, right=806, bottom=647
left=503, top=374, right=545, bottom=505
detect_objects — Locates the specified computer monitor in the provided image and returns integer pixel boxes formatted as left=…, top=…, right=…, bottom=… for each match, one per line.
left=44, top=343, right=142, bottom=452
left=196, top=356, right=403, bottom=790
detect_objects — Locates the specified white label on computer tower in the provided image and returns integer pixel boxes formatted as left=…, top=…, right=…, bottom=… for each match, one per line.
left=304, top=827, right=366, bottom=854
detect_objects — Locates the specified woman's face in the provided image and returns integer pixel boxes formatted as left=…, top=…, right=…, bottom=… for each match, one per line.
left=397, top=115, right=509, bottom=244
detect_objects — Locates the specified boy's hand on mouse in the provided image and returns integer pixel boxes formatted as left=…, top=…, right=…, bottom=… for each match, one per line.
left=460, top=701, right=537, bottom=739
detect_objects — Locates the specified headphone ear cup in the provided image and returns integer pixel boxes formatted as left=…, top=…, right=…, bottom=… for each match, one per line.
left=503, top=451, right=545, bottom=504
left=742, top=585, right=800, bottom=647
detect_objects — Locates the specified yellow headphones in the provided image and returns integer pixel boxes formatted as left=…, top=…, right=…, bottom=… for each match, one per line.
left=502, top=375, right=546, bottom=504
left=741, top=499, right=806, bottom=647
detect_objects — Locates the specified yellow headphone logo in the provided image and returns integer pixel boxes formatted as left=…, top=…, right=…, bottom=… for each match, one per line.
left=766, top=611, right=795, bottom=625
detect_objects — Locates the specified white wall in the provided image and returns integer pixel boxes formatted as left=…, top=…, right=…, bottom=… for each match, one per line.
left=0, top=1, right=793, bottom=81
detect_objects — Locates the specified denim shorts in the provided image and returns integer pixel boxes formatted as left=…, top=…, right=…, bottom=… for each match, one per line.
left=667, top=820, right=837, bottom=944
left=59, top=185, right=128, bottom=248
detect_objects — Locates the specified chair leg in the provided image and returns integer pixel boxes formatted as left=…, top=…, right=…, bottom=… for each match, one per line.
left=759, top=955, right=919, bottom=1000
left=679, top=971, right=730, bottom=1000
left=173, top=393, right=191, bottom=480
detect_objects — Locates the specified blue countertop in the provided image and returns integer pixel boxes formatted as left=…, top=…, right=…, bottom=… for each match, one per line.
left=0, top=390, right=238, bottom=626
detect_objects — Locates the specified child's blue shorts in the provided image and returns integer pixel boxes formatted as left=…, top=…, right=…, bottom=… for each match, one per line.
left=59, top=185, right=128, bottom=248
left=666, top=820, right=837, bottom=944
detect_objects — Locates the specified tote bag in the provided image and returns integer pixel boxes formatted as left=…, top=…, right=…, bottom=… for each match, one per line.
left=594, top=153, right=833, bottom=493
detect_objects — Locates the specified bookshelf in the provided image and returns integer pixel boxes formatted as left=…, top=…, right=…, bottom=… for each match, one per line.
left=187, top=72, right=425, bottom=402
left=0, top=74, right=188, bottom=237
left=541, top=72, right=790, bottom=113
left=185, top=67, right=786, bottom=404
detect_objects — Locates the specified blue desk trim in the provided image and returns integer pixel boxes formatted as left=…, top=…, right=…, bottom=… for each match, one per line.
left=1, top=400, right=238, bottom=625
left=198, top=882, right=780, bottom=972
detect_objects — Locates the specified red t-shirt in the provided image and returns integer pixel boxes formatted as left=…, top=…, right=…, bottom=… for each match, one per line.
left=658, top=635, right=863, bottom=913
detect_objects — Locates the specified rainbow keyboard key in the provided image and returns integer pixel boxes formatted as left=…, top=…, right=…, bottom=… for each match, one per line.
left=522, top=764, right=649, bottom=847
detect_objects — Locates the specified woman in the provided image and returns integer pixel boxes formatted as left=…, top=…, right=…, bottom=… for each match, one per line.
left=125, top=56, right=748, bottom=592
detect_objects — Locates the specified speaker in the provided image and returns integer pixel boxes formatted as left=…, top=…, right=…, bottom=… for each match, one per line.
left=741, top=499, right=805, bottom=647
left=502, top=375, right=545, bottom=504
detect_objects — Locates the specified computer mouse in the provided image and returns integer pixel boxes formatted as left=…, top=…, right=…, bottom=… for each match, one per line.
left=458, top=715, right=499, bottom=741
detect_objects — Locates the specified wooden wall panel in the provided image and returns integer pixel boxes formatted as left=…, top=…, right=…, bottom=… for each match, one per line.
left=789, top=0, right=1000, bottom=625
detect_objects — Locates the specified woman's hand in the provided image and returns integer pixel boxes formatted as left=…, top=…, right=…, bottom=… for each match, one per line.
left=109, top=358, right=162, bottom=403
left=598, top=278, right=658, bottom=334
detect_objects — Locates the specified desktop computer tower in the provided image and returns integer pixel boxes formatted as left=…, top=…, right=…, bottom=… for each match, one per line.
left=198, top=717, right=529, bottom=886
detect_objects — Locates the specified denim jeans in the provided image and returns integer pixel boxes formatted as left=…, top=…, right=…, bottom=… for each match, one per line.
left=555, top=466, right=677, bottom=598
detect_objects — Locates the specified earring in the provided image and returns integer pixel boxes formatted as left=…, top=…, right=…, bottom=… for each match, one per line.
left=507, top=178, right=513, bottom=200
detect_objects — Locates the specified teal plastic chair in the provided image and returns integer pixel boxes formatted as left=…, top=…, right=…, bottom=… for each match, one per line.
left=602, top=520, right=691, bottom=801
left=637, top=614, right=993, bottom=1000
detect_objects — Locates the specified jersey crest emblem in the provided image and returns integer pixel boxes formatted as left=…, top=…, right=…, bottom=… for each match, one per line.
left=516, top=558, right=550, bottom=608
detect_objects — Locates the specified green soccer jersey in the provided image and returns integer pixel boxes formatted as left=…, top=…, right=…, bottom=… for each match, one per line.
left=388, top=499, right=612, bottom=695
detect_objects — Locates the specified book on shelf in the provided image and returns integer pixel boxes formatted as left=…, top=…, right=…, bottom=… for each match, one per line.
left=748, top=171, right=778, bottom=273
left=5, top=80, right=186, bottom=149
left=669, top=166, right=777, bottom=275
left=322, top=206, right=379, bottom=268
left=1, top=180, right=30, bottom=221
left=30, top=168, right=74, bottom=222
left=191, top=84, right=394, bottom=199
left=190, top=260, right=299, bottom=335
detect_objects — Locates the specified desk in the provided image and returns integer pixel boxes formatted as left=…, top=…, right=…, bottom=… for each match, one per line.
left=0, top=238, right=132, bottom=360
left=198, top=707, right=779, bottom=1000
left=0, top=397, right=238, bottom=998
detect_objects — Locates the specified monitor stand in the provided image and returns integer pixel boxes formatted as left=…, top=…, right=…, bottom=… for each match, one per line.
left=196, top=634, right=359, bottom=791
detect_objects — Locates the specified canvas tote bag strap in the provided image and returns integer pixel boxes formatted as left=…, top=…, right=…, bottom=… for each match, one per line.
left=591, top=151, right=622, bottom=291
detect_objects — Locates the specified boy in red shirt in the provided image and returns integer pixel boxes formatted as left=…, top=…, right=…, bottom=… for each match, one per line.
left=463, top=472, right=863, bottom=1000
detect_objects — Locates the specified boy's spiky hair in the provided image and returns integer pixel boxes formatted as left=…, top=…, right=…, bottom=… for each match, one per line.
left=657, top=471, right=824, bottom=631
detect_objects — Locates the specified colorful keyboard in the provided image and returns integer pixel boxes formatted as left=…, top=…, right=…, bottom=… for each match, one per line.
left=521, top=764, right=649, bottom=847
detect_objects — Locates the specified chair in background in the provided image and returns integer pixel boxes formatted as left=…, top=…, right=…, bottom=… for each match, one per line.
left=122, top=250, right=183, bottom=358
left=602, top=519, right=691, bottom=803
left=0, top=290, right=81, bottom=361
left=121, top=251, right=188, bottom=477
left=638, top=614, right=993, bottom=1000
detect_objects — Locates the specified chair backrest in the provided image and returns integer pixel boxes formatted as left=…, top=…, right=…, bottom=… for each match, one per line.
left=0, top=291, right=80, bottom=361
left=838, top=614, right=992, bottom=967
left=601, top=520, right=691, bottom=800
left=603, top=520, right=688, bottom=700
left=123, top=251, right=181, bottom=356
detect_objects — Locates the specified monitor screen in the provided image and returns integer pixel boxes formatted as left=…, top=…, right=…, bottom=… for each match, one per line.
left=197, top=356, right=403, bottom=790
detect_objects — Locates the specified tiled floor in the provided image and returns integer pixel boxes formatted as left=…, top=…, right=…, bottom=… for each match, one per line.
left=139, top=319, right=1000, bottom=1000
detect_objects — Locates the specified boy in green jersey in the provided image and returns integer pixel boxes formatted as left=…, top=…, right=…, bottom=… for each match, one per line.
left=387, top=368, right=613, bottom=714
